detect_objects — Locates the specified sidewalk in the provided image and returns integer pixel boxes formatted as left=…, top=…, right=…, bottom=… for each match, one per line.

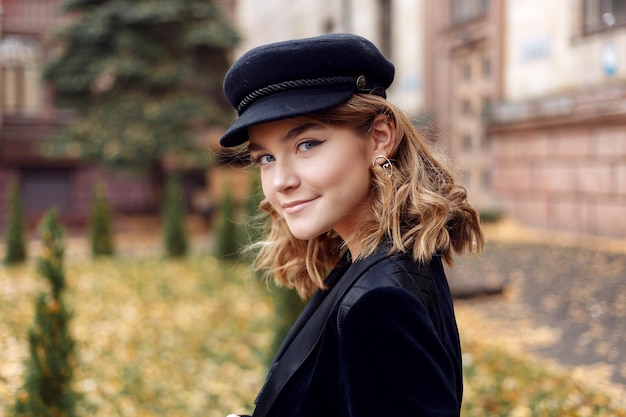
left=447, top=219, right=626, bottom=397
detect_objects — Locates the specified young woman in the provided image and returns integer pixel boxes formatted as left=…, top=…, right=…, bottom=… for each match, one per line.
left=221, top=33, right=484, bottom=417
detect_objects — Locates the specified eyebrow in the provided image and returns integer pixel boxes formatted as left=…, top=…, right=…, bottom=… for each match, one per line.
left=282, top=122, right=325, bottom=143
left=248, top=122, right=325, bottom=152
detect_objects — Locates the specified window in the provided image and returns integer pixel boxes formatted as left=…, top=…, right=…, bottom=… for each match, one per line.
left=481, top=96, right=493, bottom=120
left=0, top=35, right=43, bottom=115
left=462, top=134, right=473, bottom=151
left=462, top=62, right=472, bottom=81
left=481, top=169, right=491, bottom=188
left=451, top=0, right=490, bottom=23
left=323, top=18, right=335, bottom=33
left=482, top=56, right=491, bottom=79
left=482, top=134, right=491, bottom=150
left=584, top=0, right=626, bottom=33
left=462, top=99, right=472, bottom=115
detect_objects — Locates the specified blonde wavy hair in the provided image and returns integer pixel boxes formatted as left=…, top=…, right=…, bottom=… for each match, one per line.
left=249, top=94, right=484, bottom=299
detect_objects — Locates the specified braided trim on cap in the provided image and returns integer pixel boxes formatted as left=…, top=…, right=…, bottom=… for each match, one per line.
left=237, top=76, right=356, bottom=114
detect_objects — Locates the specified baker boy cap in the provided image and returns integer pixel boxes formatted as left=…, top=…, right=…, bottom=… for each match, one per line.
left=220, top=33, right=395, bottom=147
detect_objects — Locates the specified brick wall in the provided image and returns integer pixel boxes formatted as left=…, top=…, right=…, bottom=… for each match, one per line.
left=490, top=120, right=626, bottom=238
left=2, top=0, right=68, bottom=34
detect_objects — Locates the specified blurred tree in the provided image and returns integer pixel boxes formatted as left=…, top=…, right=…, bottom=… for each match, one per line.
left=237, top=171, right=264, bottom=260
left=14, top=210, right=78, bottom=417
left=4, top=181, right=27, bottom=265
left=268, top=285, right=304, bottom=365
left=89, top=182, right=115, bottom=257
left=42, top=0, right=239, bottom=174
left=213, top=180, right=238, bottom=259
left=163, top=174, right=188, bottom=257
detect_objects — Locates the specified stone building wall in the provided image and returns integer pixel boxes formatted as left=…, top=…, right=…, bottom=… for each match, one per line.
left=489, top=97, right=626, bottom=237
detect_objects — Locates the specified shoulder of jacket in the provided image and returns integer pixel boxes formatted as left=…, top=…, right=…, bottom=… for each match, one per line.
left=335, top=254, right=439, bottom=336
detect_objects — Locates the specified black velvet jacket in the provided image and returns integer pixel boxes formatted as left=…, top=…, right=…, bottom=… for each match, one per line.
left=248, top=247, right=463, bottom=417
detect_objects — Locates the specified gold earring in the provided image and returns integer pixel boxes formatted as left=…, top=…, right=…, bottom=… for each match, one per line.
left=371, top=154, right=393, bottom=178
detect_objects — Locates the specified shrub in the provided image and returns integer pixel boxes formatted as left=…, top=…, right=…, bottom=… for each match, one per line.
left=89, top=183, right=115, bottom=257
left=4, top=180, right=27, bottom=265
left=163, top=175, right=188, bottom=258
left=213, top=182, right=239, bottom=259
left=237, top=172, right=264, bottom=261
left=14, top=210, right=78, bottom=417
left=268, top=285, right=304, bottom=364
left=479, top=207, right=504, bottom=223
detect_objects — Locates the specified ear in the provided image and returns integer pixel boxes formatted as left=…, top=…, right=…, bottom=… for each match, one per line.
left=369, top=114, right=396, bottom=157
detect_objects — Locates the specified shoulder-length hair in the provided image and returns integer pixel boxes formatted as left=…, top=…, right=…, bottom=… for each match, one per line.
left=250, top=94, right=484, bottom=299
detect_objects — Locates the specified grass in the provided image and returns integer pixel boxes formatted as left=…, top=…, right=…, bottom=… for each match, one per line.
left=1, top=255, right=273, bottom=417
left=461, top=340, right=626, bottom=417
left=1, top=252, right=625, bottom=417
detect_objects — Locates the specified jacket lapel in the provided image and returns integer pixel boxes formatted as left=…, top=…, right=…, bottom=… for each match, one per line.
left=252, top=251, right=388, bottom=417
left=270, top=259, right=345, bottom=362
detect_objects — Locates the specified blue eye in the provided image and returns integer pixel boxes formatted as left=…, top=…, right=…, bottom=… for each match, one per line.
left=254, top=154, right=275, bottom=165
left=297, top=140, right=321, bottom=152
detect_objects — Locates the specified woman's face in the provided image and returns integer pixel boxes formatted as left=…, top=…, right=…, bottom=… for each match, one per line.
left=248, top=118, right=375, bottom=245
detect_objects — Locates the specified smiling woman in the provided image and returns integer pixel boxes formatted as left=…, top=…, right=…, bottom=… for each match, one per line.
left=219, top=33, right=485, bottom=417
left=248, top=119, right=375, bottom=246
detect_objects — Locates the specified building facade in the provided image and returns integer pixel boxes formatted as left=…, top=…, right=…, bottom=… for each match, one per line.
left=488, top=0, right=626, bottom=237
left=0, top=0, right=159, bottom=231
left=230, top=0, right=626, bottom=238
left=423, top=0, right=504, bottom=207
left=2, top=0, right=623, bottom=238
left=231, top=0, right=502, bottom=209
left=233, top=0, right=425, bottom=118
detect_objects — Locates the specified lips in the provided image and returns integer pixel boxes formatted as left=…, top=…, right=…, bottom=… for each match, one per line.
left=282, top=197, right=318, bottom=215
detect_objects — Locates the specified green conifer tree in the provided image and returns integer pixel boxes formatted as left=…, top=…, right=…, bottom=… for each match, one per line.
left=4, top=181, right=27, bottom=265
left=42, top=0, right=239, bottom=174
left=236, top=172, right=264, bottom=260
left=213, top=182, right=239, bottom=259
left=14, top=210, right=77, bottom=417
left=163, top=174, right=188, bottom=257
left=245, top=172, right=264, bottom=242
left=89, top=182, right=115, bottom=257
left=269, top=285, right=305, bottom=364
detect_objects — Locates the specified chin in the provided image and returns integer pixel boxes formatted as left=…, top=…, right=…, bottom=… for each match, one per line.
left=288, top=226, right=327, bottom=241
left=290, top=230, right=318, bottom=241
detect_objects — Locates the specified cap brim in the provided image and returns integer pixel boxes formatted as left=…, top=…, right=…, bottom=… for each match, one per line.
left=219, top=85, right=354, bottom=147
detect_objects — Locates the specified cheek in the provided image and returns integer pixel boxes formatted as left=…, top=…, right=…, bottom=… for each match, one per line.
left=337, top=154, right=372, bottom=188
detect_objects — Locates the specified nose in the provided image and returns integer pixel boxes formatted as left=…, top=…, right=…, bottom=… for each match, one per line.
left=271, top=158, right=299, bottom=192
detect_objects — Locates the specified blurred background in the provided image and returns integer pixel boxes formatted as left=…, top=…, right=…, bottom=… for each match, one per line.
left=1, top=0, right=624, bottom=240
left=1, top=2, right=626, bottom=416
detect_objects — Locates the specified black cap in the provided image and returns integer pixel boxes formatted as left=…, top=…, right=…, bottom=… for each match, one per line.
left=220, top=33, right=395, bottom=147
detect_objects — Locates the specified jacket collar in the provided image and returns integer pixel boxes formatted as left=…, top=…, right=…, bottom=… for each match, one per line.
left=252, top=249, right=390, bottom=417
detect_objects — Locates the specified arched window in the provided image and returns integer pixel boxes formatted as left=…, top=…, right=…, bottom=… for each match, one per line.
left=0, top=35, right=43, bottom=115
